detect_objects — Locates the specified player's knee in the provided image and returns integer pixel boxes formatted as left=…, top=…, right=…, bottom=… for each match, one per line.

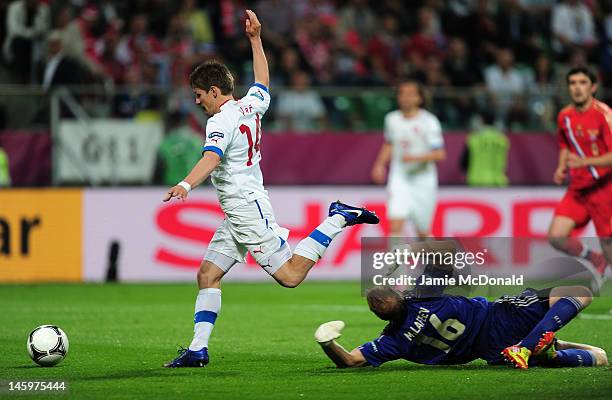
left=276, top=275, right=302, bottom=288
left=547, top=235, right=566, bottom=250
left=573, top=286, right=593, bottom=308
left=197, top=264, right=223, bottom=288
left=273, top=268, right=303, bottom=288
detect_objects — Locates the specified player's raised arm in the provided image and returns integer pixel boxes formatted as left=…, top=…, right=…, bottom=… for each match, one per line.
left=245, top=10, right=269, bottom=89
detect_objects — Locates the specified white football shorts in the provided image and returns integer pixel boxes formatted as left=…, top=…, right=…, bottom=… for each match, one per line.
left=204, top=197, right=291, bottom=275
left=386, top=172, right=438, bottom=233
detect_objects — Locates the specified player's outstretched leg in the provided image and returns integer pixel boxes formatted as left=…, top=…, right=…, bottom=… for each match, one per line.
left=502, top=286, right=592, bottom=369
left=531, top=337, right=608, bottom=367
left=548, top=216, right=608, bottom=276
left=165, top=260, right=226, bottom=368
left=272, top=201, right=379, bottom=288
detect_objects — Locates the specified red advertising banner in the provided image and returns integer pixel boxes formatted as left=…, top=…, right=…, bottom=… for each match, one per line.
left=83, top=187, right=595, bottom=282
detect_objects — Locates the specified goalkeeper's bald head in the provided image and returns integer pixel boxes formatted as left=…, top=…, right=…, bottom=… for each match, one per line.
left=366, top=287, right=406, bottom=322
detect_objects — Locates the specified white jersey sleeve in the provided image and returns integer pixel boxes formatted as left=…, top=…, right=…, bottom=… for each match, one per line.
left=426, top=115, right=444, bottom=150
left=243, top=83, right=271, bottom=115
left=203, top=116, right=233, bottom=158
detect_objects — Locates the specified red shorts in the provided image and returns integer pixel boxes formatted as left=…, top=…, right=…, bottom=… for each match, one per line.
left=554, top=177, right=612, bottom=237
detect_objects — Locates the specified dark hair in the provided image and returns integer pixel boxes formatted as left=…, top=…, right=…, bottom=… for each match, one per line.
left=366, top=287, right=406, bottom=321
left=189, top=61, right=234, bottom=94
left=397, top=79, right=426, bottom=107
left=566, top=67, right=597, bottom=85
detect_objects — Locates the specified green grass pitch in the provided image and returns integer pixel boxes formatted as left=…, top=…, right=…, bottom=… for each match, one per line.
left=0, top=282, right=610, bottom=399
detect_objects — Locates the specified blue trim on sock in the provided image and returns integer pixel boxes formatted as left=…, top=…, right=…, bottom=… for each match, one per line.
left=194, top=310, right=217, bottom=324
left=520, top=297, right=581, bottom=350
left=554, top=349, right=595, bottom=367
left=309, top=229, right=332, bottom=247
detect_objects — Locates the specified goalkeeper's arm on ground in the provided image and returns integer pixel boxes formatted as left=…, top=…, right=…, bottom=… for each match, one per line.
left=315, top=321, right=368, bottom=368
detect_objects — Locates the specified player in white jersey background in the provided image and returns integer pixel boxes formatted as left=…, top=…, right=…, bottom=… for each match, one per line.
left=161, top=10, right=379, bottom=368
left=371, top=80, right=446, bottom=239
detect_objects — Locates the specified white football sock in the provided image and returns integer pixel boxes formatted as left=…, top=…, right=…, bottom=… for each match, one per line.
left=189, top=288, right=221, bottom=351
left=294, top=214, right=346, bottom=262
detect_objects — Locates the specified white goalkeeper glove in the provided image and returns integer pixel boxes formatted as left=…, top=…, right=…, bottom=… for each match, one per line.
left=314, top=320, right=345, bottom=343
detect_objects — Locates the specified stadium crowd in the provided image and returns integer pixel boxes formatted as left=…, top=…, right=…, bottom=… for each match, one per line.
left=0, top=0, right=610, bottom=130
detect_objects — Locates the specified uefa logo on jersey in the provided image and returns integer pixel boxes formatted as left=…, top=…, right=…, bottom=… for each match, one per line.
left=208, top=132, right=224, bottom=143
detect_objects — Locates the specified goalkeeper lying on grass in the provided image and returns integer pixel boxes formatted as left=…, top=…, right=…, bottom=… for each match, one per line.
left=315, top=285, right=608, bottom=370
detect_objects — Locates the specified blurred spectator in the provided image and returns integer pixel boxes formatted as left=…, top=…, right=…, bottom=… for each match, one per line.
left=155, top=112, right=202, bottom=186
left=165, top=14, right=193, bottom=61
left=484, top=47, right=530, bottom=128
left=98, top=0, right=118, bottom=23
left=601, top=4, right=612, bottom=86
left=116, top=13, right=163, bottom=67
left=55, top=5, right=104, bottom=78
left=293, top=0, right=337, bottom=21
left=113, top=65, right=160, bottom=119
left=254, top=0, right=294, bottom=53
left=460, top=110, right=509, bottom=186
left=518, top=0, right=555, bottom=33
left=464, top=0, right=500, bottom=64
left=124, top=0, right=173, bottom=39
left=444, top=37, right=483, bottom=87
left=180, top=0, right=215, bottom=55
left=366, top=14, right=403, bottom=84
left=294, top=17, right=335, bottom=83
left=276, top=46, right=305, bottom=85
left=402, top=6, right=447, bottom=76
left=446, top=0, right=478, bottom=19
left=96, top=24, right=125, bottom=83
left=551, top=0, right=597, bottom=58
left=443, top=37, right=482, bottom=126
left=2, top=0, right=50, bottom=83
left=276, top=70, right=326, bottom=132
left=416, top=56, right=452, bottom=122
left=41, top=30, right=88, bottom=92
left=0, top=1, right=9, bottom=57
left=529, top=52, right=556, bottom=129
left=519, top=0, right=555, bottom=14
left=337, top=0, right=377, bottom=43
left=496, top=0, right=540, bottom=63
left=374, top=0, right=415, bottom=33
left=334, top=0, right=380, bottom=85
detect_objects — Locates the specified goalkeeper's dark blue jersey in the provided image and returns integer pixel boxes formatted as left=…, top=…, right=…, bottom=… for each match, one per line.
left=359, top=289, right=550, bottom=366
left=359, top=295, right=491, bottom=366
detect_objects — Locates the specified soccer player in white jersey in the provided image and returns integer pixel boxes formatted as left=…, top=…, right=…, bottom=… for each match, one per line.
left=371, top=80, right=446, bottom=239
left=162, top=10, right=379, bottom=368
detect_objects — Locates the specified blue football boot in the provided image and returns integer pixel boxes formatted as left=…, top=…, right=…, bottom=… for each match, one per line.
left=164, top=346, right=209, bottom=368
left=329, top=201, right=380, bottom=226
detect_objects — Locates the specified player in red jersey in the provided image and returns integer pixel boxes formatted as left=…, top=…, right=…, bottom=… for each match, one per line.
left=548, top=67, right=612, bottom=278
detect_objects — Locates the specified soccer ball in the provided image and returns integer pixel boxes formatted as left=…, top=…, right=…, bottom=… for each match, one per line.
left=27, top=325, right=69, bottom=367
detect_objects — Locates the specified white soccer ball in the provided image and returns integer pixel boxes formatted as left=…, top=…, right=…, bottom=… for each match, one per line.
left=27, top=325, right=69, bottom=367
